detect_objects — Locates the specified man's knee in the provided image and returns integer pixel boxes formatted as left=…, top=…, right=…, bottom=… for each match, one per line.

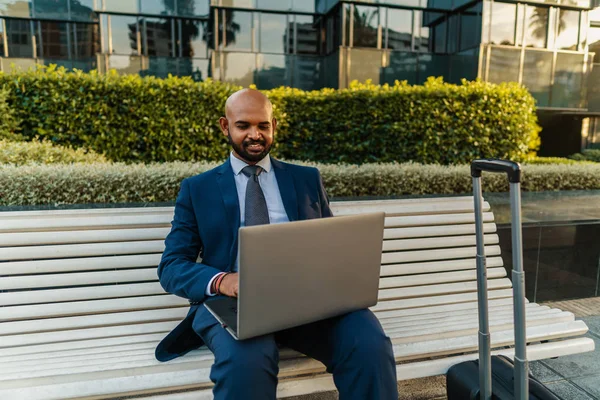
left=212, top=335, right=279, bottom=384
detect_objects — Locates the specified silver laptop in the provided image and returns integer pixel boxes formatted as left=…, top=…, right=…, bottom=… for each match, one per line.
left=203, top=212, right=385, bottom=340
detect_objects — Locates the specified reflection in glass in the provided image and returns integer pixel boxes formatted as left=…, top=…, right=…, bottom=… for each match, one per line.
left=190, top=58, right=210, bottom=81
left=292, top=0, right=314, bottom=13
left=381, top=51, right=417, bottom=85
left=352, top=5, right=379, bottom=48
left=180, top=19, right=206, bottom=58
left=140, top=0, right=175, bottom=16
left=34, top=0, right=68, bottom=20
left=0, top=18, right=4, bottom=56
left=449, top=49, right=478, bottom=83
left=589, top=27, right=600, bottom=60
left=293, top=55, right=321, bottom=90
left=109, top=54, right=143, bottom=74
left=418, top=53, right=448, bottom=84
left=71, top=0, right=97, bottom=22
left=257, top=0, right=291, bottom=11
left=221, top=0, right=253, bottom=9
left=260, top=12, right=287, bottom=54
left=103, top=0, right=138, bottom=13
left=489, top=2, right=516, bottom=45
left=556, top=9, right=580, bottom=51
left=110, top=15, right=139, bottom=54
left=460, top=4, right=481, bottom=51
left=522, top=50, right=552, bottom=107
left=176, top=0, right=209, bottom=17
left=487, top=47, right=520, bottom=84
left=349, top=48, right=381, bottom=83
left=221, top=52, right=254, bottom=87
left=552, top=53, right=584, bottom=108
left=447, top=15, right=458, bottom=53
left=386, top=8, right=411, bottom=51
left=223, top=11, right=252, bottom=51
left=256, top=53, right=290, bottom=89
left=525, top=6, right=548, bottom=48
left=40, top=21, right=69, bottom=59
left=325, top=7, right=340, bottom=53
left=433, top=19, right=446, bottom=53
left=6, top=19, right=33, bottom=57
left=73, top=22, right=99, bottom=58
left=142, top=18, right=174, bottom=57
left=295, top=15, right=318, bottom=55
left=417, top=11, right=440, bottom=52
left=0, top=0, right=31, bottom=18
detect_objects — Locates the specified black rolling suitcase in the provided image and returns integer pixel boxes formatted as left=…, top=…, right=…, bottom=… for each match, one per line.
left=446, top=159, right=561, bottom=400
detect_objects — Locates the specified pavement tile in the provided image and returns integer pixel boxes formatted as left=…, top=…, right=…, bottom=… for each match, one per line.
left=579, top=316, right=600, bottom=337
left=543, top=381, right=595, bottom=400
left=571, top=376, right=600, bottom=399
left=540, top=334, right=600, bottom=379
left=529, top=361, right=563, bottom=383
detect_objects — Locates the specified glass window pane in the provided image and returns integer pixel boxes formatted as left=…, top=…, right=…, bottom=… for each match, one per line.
left=385, top=0, right=421, bottom=6
left=71, top=0, right=97, bottom=22
left=34, top=0, right=68, bottom=20
left=447, top=14, right=458, bottom=53
left=292, top=0, right=314, bottom=13
left=223, top=10, right=252, bottom=51
left=103, top=0, right=138, bottom=13
left=40, top=21, right=69, bottom=59
left=110, top=15, right=139, bottom=54
left=0, top=0, right=31, bottom=18
left=176, top=0, right=209, bottom=17
left=381, top=51, right=417, bottom=85
left=589, top=27, right=600, bottom=58
left=293, top=55, right=321, bottom=90
left=386, top=8, right=411, bottom=51
left=353, top=5, right=379, bottom=48
left=109, top=54, right=143, bottom=74
left=142, top=18, right=174, bottom=57
left=433, top=19, right=446, bottom=53
left=522, top=50, right=552, bottom=107
left=525, top=6, right=548, bottom=48
left=191, top=58, right=210, bottom=81
left=220, top=52, right=255, bottom=87
left=487, top=46, right=520, bottom=84
left=295, top=15, right=318, bottom=54
left=489, top=2, right=516, bottom=45
left=556, top=9, right=580, bottom=50
left=140, top=0, right=175, bottom=15
left=418, top=53, right=449, bottom=84
left=221, top=0, right=253, bottom=9
left=260, top=12, right=287, bottom=54
left=0, top=18, right=4, bottom=56
left=256, top=53, right=290, bottom=89
left=460, top=4, right=481, bottom=51
left=180, top=19, right=207, bottom=58
left=449, top=49, right=478, bottom=83
left=417, top=10, right=438, bottom=52
left=348, top=48, right=381, bottom=83
left=73, top=22, right=99, bottom=58
left=257, top=0, right=291, bottom=11
left=6, top=19, right=33, bottom=57
left=552, top=53, right=584, bottom=108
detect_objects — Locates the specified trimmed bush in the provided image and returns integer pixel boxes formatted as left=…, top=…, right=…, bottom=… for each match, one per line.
left=0, top=139, right=107, bottom=165
left=0, top=88, right=21, bottom=141
left=0, top=66, right=540, bottom=165
left=569, top=149, right=600, bottom=163
left=1, top=162, right=598, bottom=206
left=522, top=156, right=593, bottom=165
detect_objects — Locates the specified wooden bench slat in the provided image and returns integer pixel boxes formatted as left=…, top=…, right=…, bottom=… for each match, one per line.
left=0, top=268, right=159, bottom=291
left=382, top=234, right=498, bottom=252
left=384, top=222, right=496, bottom=239
left=0, top=295, right=186, bottom=322
left=385, top=212, right=494, bottom=228
left=0, top=254, right=163, bottom=276
left=331, top=201, right=489, bottom=217
left=0, top=241, right=165, bottom=261
left=378, top=278, right=511, bottom=301
left=0, top=215, right=172, bottom=233
left=0, top=282, right=165, bottom=307
left=0, top=207, right=176, bottom=219
left=382, top=244, right=501, bottom=264
left=379, top=267, right=506, bottom=289
left=0, top=228, right=171, bottom=247
left=380, top=256, right=504, bottom=276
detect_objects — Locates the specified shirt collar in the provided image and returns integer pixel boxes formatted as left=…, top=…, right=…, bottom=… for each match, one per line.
left=229, top=152, right=272, bottom=176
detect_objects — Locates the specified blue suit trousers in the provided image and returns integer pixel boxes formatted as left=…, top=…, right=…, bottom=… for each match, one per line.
left=192, top=306, right=398, bottom=400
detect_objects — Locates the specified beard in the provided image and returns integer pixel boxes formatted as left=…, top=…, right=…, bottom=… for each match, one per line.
left=228, top=132, right=272, bottom=163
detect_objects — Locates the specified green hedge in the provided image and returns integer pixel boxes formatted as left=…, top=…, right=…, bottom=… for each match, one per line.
left=0, top=139, right=107, bottom=165
left=1, top=162, right=598, bottom=206
left=0, top=66, right=540, bottom=165
left=569, top=149, right=600, bottom=163
left=0, top=88, right=21, bottom=141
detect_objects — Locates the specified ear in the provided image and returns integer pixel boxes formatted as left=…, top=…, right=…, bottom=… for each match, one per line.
left=219, top=117, right=229, bottom=138
left=272, top=118, right=277, bottom=134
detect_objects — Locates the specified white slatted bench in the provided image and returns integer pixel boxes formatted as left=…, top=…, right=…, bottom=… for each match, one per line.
left=0, top=196, right=594, bottom=400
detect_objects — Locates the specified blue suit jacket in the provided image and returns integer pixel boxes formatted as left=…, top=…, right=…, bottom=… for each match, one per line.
left=155, top=158, right=333, bottom=361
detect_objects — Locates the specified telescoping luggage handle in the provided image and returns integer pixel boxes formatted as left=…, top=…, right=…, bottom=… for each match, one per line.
left=471, top=159, right=528, bottom=400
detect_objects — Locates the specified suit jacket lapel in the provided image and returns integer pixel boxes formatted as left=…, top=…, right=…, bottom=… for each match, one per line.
left=272, top=158, right=299, bottom=222
left=216, top=159, right=240, bottom=266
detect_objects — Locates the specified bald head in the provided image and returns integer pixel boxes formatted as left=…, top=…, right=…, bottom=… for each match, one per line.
left=219, top=88, right=277, bottom=164
left=224, top=89, right=273, bottom=120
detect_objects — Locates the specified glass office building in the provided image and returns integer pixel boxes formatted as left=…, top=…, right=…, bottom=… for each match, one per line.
left=0, top=0, right=598, bottom=154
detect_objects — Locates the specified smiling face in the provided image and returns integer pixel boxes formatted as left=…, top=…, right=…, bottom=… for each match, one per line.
left=219, top=89, right=277, bottom=164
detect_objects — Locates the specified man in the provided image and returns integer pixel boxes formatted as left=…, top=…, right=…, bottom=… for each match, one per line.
left=156, top=89, right=398, bottom=399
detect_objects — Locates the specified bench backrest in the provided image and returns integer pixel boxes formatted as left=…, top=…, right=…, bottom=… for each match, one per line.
left=0, top=196, right=507, bottom=351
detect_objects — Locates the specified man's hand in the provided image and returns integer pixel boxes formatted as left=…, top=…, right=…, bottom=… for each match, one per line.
left=219, top=272, right=239, bottom=297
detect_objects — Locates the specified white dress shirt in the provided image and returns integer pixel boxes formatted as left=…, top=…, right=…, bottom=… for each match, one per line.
left=206, top=152, right=290, bottom=295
